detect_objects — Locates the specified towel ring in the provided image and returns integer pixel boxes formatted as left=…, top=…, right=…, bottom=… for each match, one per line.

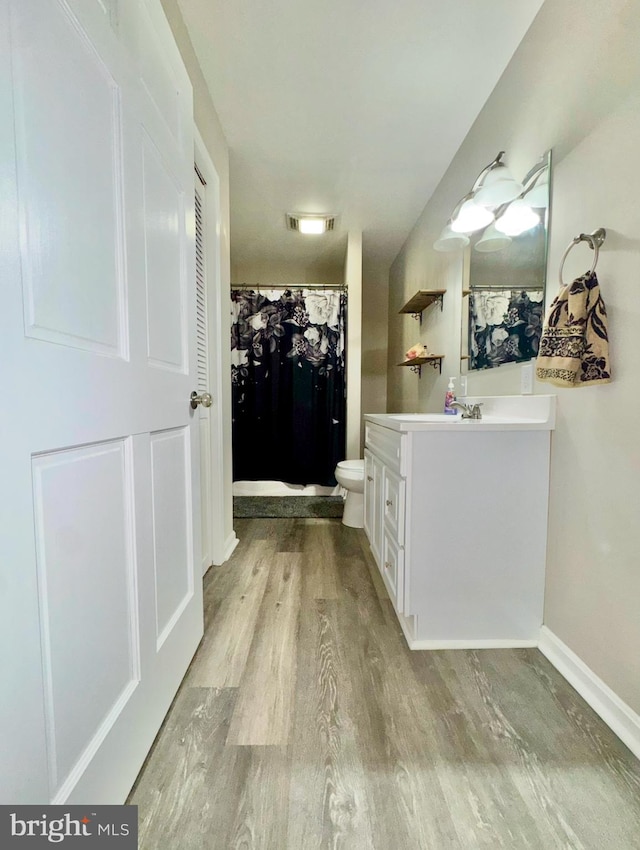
left=559, top=228, right=606, bottom=286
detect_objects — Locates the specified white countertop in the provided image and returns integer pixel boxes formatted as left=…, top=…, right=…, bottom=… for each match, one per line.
left=364, top=395, right=556, bottom=432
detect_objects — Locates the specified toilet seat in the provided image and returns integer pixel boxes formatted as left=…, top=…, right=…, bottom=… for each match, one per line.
left=335, top=459, right=365, bottom=528
left=335, top=460, right=364, bottom=490
left=336, top=459, right=365, bottom=471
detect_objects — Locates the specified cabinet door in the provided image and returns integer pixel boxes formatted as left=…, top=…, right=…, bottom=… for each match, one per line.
left=364, top=450, right=375, bottom=542
left=381, top=529, right=404, bottom=615
left=364, top=450, right=382, bottom=565
left=383, top=467, right=406, bottom=545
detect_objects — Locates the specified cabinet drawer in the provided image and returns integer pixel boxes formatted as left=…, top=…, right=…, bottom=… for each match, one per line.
left=364, top=423, right=405, bottom=474
left=382, top=467, right=405, bottom=545
left=381, top=530, right=404, bottom=615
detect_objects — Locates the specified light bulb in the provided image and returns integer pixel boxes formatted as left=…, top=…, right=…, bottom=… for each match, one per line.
left=494, top=200, right=540, bottom=236
left=298, top=218, right=326, bottom=235
left=450, top=199, right=494, bottom=234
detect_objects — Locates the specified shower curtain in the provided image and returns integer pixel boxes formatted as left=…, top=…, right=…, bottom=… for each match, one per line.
left=230, top=288, right=347, bottom=486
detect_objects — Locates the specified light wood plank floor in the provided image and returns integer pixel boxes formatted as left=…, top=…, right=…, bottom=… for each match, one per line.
left=129, top=518, right=640, bottom=849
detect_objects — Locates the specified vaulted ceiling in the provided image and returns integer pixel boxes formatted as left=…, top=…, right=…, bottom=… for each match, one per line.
left=178, top=0, right=544, bottom=275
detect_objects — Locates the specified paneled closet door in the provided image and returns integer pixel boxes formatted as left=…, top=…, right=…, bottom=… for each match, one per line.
left=0, top=0, right=202, bottom=804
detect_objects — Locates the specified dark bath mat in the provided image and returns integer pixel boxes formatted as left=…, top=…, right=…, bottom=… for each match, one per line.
left=233, top=496, right=344, bottom=519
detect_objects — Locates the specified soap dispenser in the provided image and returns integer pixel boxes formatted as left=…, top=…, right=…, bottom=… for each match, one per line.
left=444, top=376, right=457, bottom=415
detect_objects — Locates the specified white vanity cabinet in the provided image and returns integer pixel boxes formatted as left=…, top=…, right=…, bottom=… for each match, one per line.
left=363, top=397, right=555, bottom=650
left=363, top=423, right=407, bottom=614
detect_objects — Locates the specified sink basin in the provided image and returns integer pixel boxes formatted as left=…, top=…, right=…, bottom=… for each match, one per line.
left=382, top=413, right=454, bottom=422
left=364, top=396, right=556, bottom=432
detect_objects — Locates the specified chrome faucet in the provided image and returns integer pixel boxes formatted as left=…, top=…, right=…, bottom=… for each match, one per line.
left=450, top=401, right=483, bottom=420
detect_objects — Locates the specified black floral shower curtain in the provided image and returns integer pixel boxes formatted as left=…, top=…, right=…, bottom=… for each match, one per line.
left=230, top=288, right=347, bottom=486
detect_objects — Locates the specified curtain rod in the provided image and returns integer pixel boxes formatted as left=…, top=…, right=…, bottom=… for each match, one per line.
left=231, top=283, right=346, bottom=291
left=469, top=284, right=544, bottom=292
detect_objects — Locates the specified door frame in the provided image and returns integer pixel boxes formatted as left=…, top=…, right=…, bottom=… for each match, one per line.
left=194, top=128, right=237, bottom=569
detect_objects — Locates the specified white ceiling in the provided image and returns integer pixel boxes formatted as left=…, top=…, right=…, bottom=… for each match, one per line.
left=178, top=0, right=544, bottom=275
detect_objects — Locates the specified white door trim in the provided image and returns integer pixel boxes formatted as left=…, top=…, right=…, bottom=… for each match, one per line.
left=194, top=127, right=237, bottom=568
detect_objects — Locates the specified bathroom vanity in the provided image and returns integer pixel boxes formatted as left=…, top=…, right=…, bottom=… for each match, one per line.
left=363, top=396, right=556, bottom=649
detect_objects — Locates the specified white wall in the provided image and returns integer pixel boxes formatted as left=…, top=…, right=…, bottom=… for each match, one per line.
left=388, top=0, right=640, bottom=714
left=542, top=94, right=640, bottom=711
left=231, top=260, right=344, bottom=286
left=161, top=0, right=235, bottom=559
left=361, top=259, right=389, bottom=421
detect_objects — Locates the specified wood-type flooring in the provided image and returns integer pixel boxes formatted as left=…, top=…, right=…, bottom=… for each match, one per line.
left=129, top=518, right=640, bottom=849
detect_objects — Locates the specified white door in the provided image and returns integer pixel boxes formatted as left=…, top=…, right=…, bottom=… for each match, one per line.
left=195, top=174, right=214, bottom=575
left=0, top=0, right=203, bottom=803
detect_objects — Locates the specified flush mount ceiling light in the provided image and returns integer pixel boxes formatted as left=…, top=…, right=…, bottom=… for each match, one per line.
left=286, top=213, right=336, bottom=235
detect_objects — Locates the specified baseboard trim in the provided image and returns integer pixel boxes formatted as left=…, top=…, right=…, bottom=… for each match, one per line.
left=396, top=610, right=416, bottom=647
left=221, top=533, right=239, bottom=564
left=407, top=638, right=538, bottom=650
left=539, top=626, right=640, bottom=761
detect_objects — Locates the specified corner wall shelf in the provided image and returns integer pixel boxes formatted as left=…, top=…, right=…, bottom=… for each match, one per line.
left=398, top=355, right=444, bottom=377
left=399, top=289, right=446, bottom=323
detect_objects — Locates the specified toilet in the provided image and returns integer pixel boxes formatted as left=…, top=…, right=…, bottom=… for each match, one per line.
left=335, top=459, right=365, bottom=528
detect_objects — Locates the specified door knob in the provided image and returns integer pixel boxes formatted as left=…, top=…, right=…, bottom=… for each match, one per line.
left=190, top=391, right=213, bottom=409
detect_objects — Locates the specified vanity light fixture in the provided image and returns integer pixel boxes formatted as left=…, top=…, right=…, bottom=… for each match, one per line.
left=494, top=199, right=540, bottom=236
left=493, top=159, right=548, bottom=236
left=286, top=213, right=335, bottom=235
left=473, top=222, right=512, bottom=253
left=473, top=161, right=523, bottom=207
left=436, top=152, right=550, bottom=253
left=521, top=165, right=549, bottom=209
left=450, top=196, right=494, bottom=234
left=447, top=151, right=522, bottom=237
left=434, top=224, right=470, bottom=252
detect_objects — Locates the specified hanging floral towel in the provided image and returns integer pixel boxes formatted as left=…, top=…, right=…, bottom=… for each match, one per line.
left=536, top=271, right=611, bottom=387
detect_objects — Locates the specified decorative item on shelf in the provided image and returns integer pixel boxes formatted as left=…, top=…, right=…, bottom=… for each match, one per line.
left=397, top=353, right=444, bottom=377
left=434, top=151, right=550, bottom=253
left=405, top=343, right=429, bottom=361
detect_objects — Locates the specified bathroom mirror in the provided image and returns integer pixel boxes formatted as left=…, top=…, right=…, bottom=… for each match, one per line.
left=462, top=150, right=551, bottom=371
